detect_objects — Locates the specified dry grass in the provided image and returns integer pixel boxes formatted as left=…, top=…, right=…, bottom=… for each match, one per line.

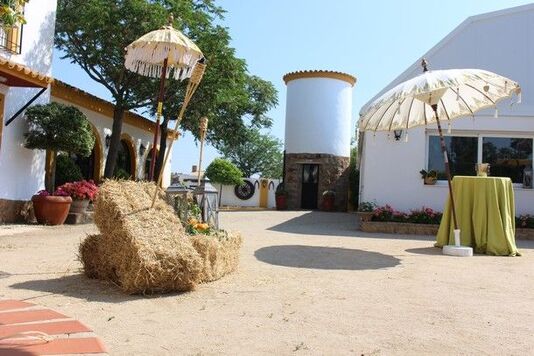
left=190, top=232, right=242, bottom=282
left=80, top=180, right=241, bottom=294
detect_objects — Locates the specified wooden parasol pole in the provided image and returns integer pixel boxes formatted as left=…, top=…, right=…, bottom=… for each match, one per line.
left=151, top=61, right=207, bottom=207
left=197, top=116, right=208, bottom=187
left=148, top=57, right=169, bottom=181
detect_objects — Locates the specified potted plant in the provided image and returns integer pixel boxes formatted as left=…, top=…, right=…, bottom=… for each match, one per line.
left=56, top=180, right=98, bottom=214
left=31, top=189, right=72, bottom=225
left=275, top=183, right=287, bottom=210
left=204, top=158, right=244, bottom=207
left=322, top=190, right=336, bottom=211
left=420, top=169, right=438, bottom=185
left=24, top=102, right=95, bottom=193
left=356, top=201, right=377, bottom=222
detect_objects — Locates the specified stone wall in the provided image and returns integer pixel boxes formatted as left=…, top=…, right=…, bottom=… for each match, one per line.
left=284, top=153, right=350, bottom=211
left=0, top=199, right=34, bottom=223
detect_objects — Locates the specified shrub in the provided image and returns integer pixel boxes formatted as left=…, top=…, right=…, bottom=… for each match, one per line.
left=516, top=215, right=534, bottom=229
left=24, top=102, right=94, bottom=192
left=408, top=207, right=442, bottom=225
left=55, top=154, right=83, bottom=187
left=358, top=201, right=377, bottom=212
left=371, top=205, right=443, bottom=225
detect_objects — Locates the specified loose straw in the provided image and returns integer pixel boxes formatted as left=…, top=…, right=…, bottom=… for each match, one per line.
left=151, top=61, right=207, bottom=207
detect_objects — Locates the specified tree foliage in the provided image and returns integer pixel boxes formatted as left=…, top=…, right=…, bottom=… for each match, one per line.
left=218, top=129, right=283, bottom=178
left=204, top=158, right=243, bottom=186
left=24, top=102, right=94, bottom=156
left=55, top=0, right=278, bottom=180
left=24, top=102, right=94, bottom=192
left=0, top=0, right=29, bottom=28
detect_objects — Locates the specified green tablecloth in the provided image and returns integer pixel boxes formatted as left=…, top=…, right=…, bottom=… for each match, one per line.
left=435, top=176, right=520, bottom=256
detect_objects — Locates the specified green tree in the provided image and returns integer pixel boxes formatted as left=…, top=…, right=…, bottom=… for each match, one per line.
left=24, top=102, right=95, bottom=192
left=55, top=0, right=278, bottom=181
left=348, top=145, right=359, bottom=209
left=218, top=129, right=283, bottom=178
left=204, top=158, right=243, bottom=206
left=0, top=0, right=29, bottom=28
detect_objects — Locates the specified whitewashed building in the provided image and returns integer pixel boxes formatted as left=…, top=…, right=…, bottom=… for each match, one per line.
left=0, top=1, right=174, bottom=222
left=359, top=4, right=534, bottom=215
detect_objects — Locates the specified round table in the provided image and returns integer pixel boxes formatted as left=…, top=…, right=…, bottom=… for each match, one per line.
left=435, top=176, right=520, bottom=256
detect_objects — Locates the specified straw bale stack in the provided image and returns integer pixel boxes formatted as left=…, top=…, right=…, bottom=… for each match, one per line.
left=79, top=180, right=241, bottom=294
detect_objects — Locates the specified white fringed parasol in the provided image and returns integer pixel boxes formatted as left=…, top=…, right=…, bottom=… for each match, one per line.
left=124, top=15, right=204, bottom=181
left=124, top=23, right=203, bottom=81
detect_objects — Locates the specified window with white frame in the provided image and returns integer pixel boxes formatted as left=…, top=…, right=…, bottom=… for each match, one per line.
left=427, top=134, right=534, bottom=184
left=428, top=135, right=478, bottom=179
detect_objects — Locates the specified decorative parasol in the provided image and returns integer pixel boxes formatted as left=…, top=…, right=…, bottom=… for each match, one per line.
left=125, top=14, right=203, bottom=181
left=359, top=59, right=521, bottom=256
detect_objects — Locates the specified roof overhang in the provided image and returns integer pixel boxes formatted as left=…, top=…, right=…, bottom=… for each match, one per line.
left=0, top=58, right=53, bottom=88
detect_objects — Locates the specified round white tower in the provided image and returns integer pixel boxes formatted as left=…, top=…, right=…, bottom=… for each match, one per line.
left=282, top=70, right=356, bottom=210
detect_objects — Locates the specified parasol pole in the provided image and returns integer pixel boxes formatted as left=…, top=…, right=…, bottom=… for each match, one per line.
left=432, top=104, right=459, bottom=233
left=197, top=116, right=208, bottom=187
left=422, top=59, right=460, bottom=244
left=148, top=57, right=169, bottom=181
left=151, top=60, right=207, bottom=207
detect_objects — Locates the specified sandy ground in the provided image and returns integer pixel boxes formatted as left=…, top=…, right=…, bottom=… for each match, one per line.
left=1, top=211, right=533, bottom=355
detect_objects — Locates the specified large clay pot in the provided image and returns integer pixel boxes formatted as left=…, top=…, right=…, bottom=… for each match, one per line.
left=31, top=195, right=72, bottom=225
left=275, top=195, right=287, bottom=210
left=322, top=195, right=335, bottom=212
left=69, top=199, right=89, bottom=214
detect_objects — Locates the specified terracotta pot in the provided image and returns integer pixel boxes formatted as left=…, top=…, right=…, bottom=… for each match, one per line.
left=69, top=199, right=89, bottom=214
left=275, top=195, right=287, bottom=210
left=31, top=195, right=72, bottom=225
left=322, top=195, right=335, bottom=211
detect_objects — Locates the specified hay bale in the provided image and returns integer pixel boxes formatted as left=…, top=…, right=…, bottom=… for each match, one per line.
left=90, top=180, right=203, bottom=294
left=190, top=232, right=242, bottom=282
left=79, top=234, right=115, bottom=280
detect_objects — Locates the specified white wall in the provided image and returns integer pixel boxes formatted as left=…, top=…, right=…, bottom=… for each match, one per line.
left=285, top=77, right=352, bottom=157
left=359, top=5, right=534, bottom=215
left=0, top=0, right=57, bottom=201
left=219, top=178, right=280, bottom=209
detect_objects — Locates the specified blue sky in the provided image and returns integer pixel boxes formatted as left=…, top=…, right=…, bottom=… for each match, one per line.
left=52, top=0, right=533, bottom=174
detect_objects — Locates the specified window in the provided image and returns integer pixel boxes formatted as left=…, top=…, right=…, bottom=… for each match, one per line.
left=427, top=134, right=534, bottom=184
left=0, top=23, right=22, bottom=54
left=428, top=136, right=477, bottom=179
left=483, top=137, right=532, bottom=184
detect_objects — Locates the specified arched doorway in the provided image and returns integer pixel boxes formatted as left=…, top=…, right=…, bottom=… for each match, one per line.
left=114, top=134, right=136, bottom=179
left=144, top=146, right=159, bottom=180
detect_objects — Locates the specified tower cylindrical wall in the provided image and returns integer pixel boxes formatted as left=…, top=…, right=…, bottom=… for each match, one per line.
left=284, top=76, right=353, bottom=157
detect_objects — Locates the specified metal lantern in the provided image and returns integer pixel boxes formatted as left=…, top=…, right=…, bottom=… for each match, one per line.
left=194, top=181, right=219, bottom=229
left=166, top=183, right=193, bottom=222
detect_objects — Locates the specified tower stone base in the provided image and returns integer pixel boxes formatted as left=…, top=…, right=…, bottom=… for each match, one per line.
left=284, top=153, right=350, bottom=211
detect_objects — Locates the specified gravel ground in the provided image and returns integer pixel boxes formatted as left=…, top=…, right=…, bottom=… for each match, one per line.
left=1, top=211, right=533, bottom=355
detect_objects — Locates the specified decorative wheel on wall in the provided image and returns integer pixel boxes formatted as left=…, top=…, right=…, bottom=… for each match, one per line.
left=234, top=180, right=255, bottom=200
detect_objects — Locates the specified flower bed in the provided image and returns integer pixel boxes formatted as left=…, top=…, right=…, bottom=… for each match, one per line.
left=360, top=221, right=439, bottom=235
left=359, top=205, right=534, bottom=239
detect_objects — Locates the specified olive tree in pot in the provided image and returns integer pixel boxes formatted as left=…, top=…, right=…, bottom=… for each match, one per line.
left=24, top=102, right=95, bottom=224
left=204, top=158, right=243, bottom=207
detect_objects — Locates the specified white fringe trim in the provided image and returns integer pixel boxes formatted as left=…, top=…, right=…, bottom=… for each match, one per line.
left=124, top=45, right=202, bottom=80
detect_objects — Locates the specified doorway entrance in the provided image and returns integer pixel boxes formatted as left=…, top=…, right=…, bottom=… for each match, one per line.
left=301, top=164, right=319, bottom=209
